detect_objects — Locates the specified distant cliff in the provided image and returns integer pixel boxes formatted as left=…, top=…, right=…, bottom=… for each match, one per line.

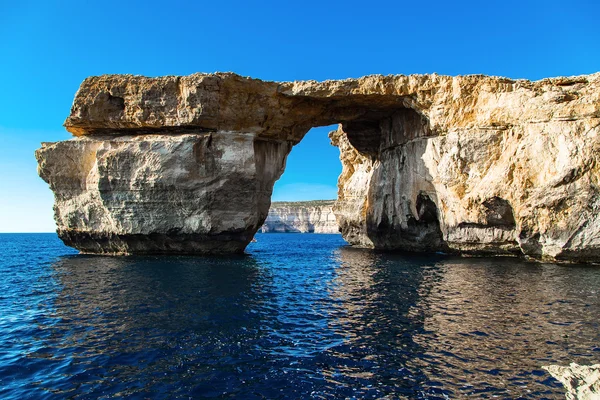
left=260, top=200, right=339, bottom=233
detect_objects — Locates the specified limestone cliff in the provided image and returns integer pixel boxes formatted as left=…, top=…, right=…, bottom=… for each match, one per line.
left=260, top=201, right=338, bottom=233
left=36, top=72, right=600, bottom=261
left=36, top=133, right=289, bottom=253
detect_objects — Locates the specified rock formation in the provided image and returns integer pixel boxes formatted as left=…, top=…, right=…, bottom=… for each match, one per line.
left=36, top=72, right=600, bottom=261
left=543, top=363, right=600, bottom=400
left=260, top=200, right=338, bottom=233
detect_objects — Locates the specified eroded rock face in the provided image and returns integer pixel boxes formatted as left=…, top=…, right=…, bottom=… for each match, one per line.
left=331, top=99, right=600, bottom=261
left=37, top=72, right=600, bottom=259
left=543, top=363, right=600, bottom=400
left=260, top=201, right=338, bottom=233
left=36, top=132, right=290, bottom=254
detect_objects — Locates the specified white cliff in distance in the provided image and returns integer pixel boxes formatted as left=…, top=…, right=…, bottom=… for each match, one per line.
left=260, top=200, right=338, bottom=233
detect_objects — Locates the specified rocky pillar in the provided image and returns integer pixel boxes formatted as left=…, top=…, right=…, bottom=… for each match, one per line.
left=36, top=132, right=291, bottom=254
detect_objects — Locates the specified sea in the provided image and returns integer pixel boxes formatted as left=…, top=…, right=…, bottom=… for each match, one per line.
left=0, top=233, right=598, bottom=399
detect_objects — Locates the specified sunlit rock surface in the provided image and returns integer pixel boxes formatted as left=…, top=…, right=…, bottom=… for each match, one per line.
left=37, top=72, right=600, bottom=259
left=260, top=201, right=338, bottom=233
left=543, top=363, right=600, bottom=400
left=36, top=133, right=289, bottom=254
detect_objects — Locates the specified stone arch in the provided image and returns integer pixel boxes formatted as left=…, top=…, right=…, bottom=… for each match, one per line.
left=35, top=72, right=600, bottom=262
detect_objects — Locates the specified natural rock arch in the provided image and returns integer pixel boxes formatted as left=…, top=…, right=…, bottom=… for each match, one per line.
left=36, top=72, right=600, bottom=262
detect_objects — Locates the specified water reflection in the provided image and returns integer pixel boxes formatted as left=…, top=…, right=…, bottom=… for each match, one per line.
left=411, top=258, right=600, bottom=397
left=322, top=248, right=438, bottom=395
left=3, top=234, right=599, bottom=399
left=52, top=255, right=263, bottom=333
left=42, top=255, right=268, bottom=398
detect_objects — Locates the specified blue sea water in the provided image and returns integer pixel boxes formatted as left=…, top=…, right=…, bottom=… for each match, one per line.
left=0, top=233, right=599, bottom=399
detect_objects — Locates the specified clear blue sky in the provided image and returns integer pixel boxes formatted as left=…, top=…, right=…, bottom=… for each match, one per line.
left=1, top=0, right=598, bottom=232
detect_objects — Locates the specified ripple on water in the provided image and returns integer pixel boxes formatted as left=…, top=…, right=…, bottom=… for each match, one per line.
left=0, top=233, right=599, bottom=398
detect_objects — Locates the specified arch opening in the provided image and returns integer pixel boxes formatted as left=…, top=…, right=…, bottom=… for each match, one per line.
left=261, top=125, right=341, bottom=234
left=259, top=105, right=445, bottom=251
